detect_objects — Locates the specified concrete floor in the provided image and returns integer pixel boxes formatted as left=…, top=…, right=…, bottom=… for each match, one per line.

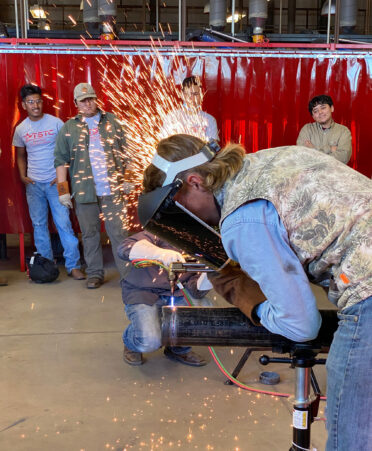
left=0, top=244, right=333, bottom=451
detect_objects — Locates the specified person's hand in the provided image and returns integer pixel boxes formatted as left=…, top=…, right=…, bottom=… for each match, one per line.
left=304, top=140, right=314, bottom=149
left=330, top=142, right=338, bottom=154
left=157, top=249, right=186, bottom=266
left=57, top=181, right=71, bottom=207
left=21, top=176, right=34, bottom=185
left=197, top=272, right=213, bottom=291
left=129, top=239, right=185, bottom=265
left=59, top=193, right=73, bottom=209
left=50, top=178, right=57, bottom=186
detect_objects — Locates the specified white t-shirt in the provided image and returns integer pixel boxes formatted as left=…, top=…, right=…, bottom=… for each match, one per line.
left=160, top=107, right=219, bottom=142
left=83, top=113, right=111, bottom=196
left=12, top=113, right=63, bottom=183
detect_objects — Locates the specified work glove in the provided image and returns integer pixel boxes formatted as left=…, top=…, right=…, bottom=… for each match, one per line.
left=129, top=239, right=185, bottom=266
left=208, top=263, right=266, bottom=324
left=122, top=168, right=136, bottom=195
left=197, top=272, right=213, bottom=291
left=59, top=193, right=73, bottom=209
left=57, top=181, right=73, bottom=209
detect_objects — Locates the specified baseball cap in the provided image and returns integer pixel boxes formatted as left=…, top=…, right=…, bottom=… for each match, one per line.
left=74, top=83, right=97, bottom=102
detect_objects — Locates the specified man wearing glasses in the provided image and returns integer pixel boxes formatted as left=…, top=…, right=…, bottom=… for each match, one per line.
left=13, top=84, right=83, bottom=280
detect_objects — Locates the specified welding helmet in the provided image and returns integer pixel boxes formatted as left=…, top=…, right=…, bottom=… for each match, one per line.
left=137, top=139, right=229, bottom=269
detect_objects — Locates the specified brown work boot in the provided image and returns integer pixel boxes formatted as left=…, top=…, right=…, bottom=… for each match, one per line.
left=69, top=268, right=86, bottom=280
left=123, top=345, right=143, bottom=366
left=0, top=276, right=8, bottom=286
left=164, top=347, right=207, bottom=367
left=86, top=277, right=103, bottom=289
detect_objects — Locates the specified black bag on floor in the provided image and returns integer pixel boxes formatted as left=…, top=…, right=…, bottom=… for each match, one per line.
left=26, top=253, right=59, bottom=283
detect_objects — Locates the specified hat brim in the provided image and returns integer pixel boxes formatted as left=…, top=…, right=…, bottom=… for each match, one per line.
left=75, top=93, right=97, bottom=102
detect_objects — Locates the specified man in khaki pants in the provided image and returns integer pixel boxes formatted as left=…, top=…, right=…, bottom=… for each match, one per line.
left=54, top=83, right=130, bottom=289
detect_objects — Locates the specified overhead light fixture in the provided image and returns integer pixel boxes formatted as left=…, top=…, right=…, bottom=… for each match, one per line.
left=226, top=11, right=247, bottom=23
left=30, top=4, right=47, bottom=19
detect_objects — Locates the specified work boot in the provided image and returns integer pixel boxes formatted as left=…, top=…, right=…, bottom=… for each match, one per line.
left=68, top=268, right=86, bottom=280
left=164, top=347, right=207, bottom=367
left=123, top=345, right=143, bottom=366
left=86, top=277, right=103, bottom=289
left=0, top=276, right=8, bottom=286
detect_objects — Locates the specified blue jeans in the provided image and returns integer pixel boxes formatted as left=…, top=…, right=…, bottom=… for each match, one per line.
left=325, top=296, right=372, bottom=451
left=26, top=182, right=80, bottom=272
left=123, top=296, right=191, bottom=355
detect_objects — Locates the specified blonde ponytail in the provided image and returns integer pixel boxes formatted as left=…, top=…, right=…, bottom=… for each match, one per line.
left=143, top=134, right=245, bottom=193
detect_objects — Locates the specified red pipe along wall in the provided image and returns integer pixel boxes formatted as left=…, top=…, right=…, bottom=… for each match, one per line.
left=1, top=47, right=371, bottom=234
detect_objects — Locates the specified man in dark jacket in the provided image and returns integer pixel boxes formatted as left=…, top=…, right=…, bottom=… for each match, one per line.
left=118, top=231, right=212, bottom=366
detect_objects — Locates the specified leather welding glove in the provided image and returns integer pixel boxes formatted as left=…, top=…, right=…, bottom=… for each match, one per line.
left=58, top=193, right=73, bottom=209
left=57, top=181, right=73, bottom=209
left=129, top=239, right=186, bottom=266
left=207, top=263, right=266, bottom=325
left=122, top=168, right=136, bottom=195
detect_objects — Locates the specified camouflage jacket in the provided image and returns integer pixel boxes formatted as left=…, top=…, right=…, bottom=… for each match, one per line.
left=216, top=146, right=372, bottom=310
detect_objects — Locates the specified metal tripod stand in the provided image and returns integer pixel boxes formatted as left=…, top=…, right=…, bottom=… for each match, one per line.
left=162, top=306, right=335, bottom=451
left=260, top=345, right=326, bottom=451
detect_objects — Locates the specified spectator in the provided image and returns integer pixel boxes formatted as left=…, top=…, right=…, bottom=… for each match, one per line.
left=118, top=231, right=212, bottom=366
left=13, top=84, right=83, bottom=280
left=54, top=83, right=130, bottom=289
left=160, top=76, right=219, bottom=141
left=297, top=94, right=352, bottom=164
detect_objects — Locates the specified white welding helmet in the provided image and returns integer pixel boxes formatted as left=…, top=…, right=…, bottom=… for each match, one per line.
left=137, top=139, right=229, bottom=269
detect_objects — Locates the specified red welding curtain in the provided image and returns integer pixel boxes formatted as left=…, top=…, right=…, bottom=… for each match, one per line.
left=0, top=49, right=371, bottom=233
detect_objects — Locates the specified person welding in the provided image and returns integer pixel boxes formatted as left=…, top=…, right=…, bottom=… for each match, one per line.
left=117, top=230, right=212, bottom=367
left=139, top=134, right=372, bottom=451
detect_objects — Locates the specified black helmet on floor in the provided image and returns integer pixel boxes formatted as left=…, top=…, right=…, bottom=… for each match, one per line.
left=26, top=253, right=59, bottom=283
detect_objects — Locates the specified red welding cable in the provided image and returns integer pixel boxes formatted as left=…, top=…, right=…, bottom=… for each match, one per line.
left=180, top=288, right=327, bottom=400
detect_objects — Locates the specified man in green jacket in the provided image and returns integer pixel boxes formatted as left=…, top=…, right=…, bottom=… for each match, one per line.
left=54, top=83, right=130, bottom=289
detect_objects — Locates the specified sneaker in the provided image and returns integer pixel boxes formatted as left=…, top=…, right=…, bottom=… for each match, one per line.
left=0, top=276, right=8, bottom=286
left=164, top=347, right=207, bottom=367
left=123, top=345, right=143, bottom=366
left=86, top=277, right=103, bottom=289
left=68, top=268, right=86, bottom=280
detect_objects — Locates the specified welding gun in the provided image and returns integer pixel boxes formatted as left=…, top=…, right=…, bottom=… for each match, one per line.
left=168, top=261, right=215, bottom=297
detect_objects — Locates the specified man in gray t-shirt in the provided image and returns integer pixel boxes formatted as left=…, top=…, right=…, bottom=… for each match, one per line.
left=13, top=84, right=84, bottom=280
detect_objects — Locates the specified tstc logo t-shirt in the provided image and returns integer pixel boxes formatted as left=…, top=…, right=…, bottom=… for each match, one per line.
left=12, top=114, right=64, bottom=182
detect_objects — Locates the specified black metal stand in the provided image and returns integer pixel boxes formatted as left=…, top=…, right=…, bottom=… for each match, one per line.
left=224, top=347, right=267, bottom=385
left=260, top=346, right=326, bottom=451
left=161, top=307, right=334, bottom=451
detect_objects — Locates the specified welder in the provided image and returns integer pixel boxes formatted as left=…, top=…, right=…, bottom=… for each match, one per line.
left=138, top=134, right=372, bottom=451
